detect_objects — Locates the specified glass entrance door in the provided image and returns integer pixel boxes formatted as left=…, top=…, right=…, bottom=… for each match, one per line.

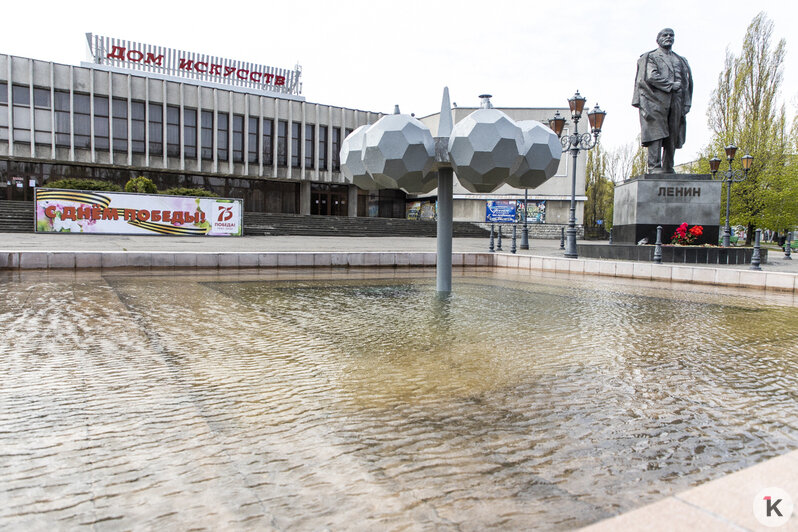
left=310, top=184, right=348, bottom=216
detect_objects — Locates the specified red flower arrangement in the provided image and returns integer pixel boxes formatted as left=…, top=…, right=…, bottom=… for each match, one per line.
left=671, top=223, right=703, bottom=245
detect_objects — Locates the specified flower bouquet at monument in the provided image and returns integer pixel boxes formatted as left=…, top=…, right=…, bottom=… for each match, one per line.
left=671, top=223, right=703, bottom=245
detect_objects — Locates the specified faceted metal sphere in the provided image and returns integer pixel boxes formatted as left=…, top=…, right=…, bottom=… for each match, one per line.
left=505, top=120, right=562, bottom=189
left=362, top=114, right=435, bottom=192
left=340, top=125, right=382, bottom=191
left=448, top=108, right=524, bottom=193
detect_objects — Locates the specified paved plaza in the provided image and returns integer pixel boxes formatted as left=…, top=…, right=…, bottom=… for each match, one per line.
left=1, top=232, right=797, bottom=273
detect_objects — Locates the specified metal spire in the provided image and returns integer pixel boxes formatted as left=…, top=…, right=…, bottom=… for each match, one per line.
left=438, top=87, right=453, bottom=138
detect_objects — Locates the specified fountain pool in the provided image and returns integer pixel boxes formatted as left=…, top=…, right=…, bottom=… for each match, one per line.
left=1, top=268, right=797, bottom=530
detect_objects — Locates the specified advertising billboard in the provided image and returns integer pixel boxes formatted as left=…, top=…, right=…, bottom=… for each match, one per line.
left=485, top=200, right=517, bottom=223
left=486, top=200, right=546, bottom=223
left=34, top=189, right=243, bottom=236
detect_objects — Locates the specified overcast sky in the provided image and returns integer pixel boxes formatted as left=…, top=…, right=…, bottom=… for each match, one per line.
left=3, top=0, right=796, bottom=166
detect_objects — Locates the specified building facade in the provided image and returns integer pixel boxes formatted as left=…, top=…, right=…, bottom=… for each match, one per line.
left=0, top=49, right=408, bottom=217
left=1, top=42, right=585, bottom=226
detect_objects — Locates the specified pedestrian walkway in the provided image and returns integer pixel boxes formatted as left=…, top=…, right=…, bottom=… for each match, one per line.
left=1, top=232, right=796, bottom=273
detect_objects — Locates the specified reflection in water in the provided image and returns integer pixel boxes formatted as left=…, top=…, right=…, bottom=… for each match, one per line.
left=1, top=270, right=797, bottom=530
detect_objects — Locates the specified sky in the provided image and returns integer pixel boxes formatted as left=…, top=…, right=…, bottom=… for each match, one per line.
left=3, top=0, right=796, bottom=166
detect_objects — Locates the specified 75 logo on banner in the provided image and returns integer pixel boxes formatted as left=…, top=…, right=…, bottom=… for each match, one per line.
left=217, top=206, right=234, bottom=222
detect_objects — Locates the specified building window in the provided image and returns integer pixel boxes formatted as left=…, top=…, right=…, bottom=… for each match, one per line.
left=232, top=114, right=244, bottom=163
left=262, top=118, right=273, bottom=166
left=73, top=93, right=91, bottom=149
left=148, top=103, right=163, bottom=156
left=277, top=120, right=287, bottom=166
left=217, top=112, right=229, bottom=161
left=319, top=125, right=328, bottom=170
left=93, top=95, right=109, bottom=151
left=305, top=124, right=315, bottom=169
left=184, top=108, right=197, bottom=159
left=291, top=122, right=300, bottom=168
left=12, top=85, right=31, bottom=143
left=33, top=88, right=52, bottom=145
left=331, top=127, right=341, bottom=171
left=54, top=90, right=70, bottom=147
left=201, top=110, right=213, bottom=160
left=166, top=105, right=180, bottom=157
left=0, top=82, right=8, bottom=141
left=247, top=116, right=258, bottom=164
left=112, top=98, right=127, bottom=153
left=131, top=101, right=145, bottom=154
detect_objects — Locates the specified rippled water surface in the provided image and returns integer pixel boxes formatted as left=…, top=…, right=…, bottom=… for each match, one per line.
left=2, top=268, right=798, bottom=530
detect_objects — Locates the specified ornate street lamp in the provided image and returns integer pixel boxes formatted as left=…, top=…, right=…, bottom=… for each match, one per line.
left=341, top=89, right=561, bottom=293
left=709, top=144, right=753, bottom=247
left=549, top=91, right=606, bottom=259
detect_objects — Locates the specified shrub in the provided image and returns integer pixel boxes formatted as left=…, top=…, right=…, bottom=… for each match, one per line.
left=44, top=178, right=123, bottom=192
left=125, top=176, right=158, bottom=194
left=161, top=187, right=217, bottom=197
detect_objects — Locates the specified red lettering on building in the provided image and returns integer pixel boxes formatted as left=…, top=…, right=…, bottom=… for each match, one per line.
left=275, top=75, right=285, bottom=86
left=236, top=69, right=249, bottom=80
left=145, top=53, right=164, bottom=66
left=127, top=50, right=144, bottom=62
left=195, top=62, right=208, bottom=73
left=223, top=66, right=236, bottom=77
left=209, top=64, right=222, bottom=75
left=178, top=59, right=194, bottom=70
left=107, top=46, right=127, bottom=60
left=249, top=72, right=262, bottom=83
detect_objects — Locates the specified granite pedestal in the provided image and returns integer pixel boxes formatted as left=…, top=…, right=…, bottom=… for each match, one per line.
left=613, top=174, right=721, bottom=245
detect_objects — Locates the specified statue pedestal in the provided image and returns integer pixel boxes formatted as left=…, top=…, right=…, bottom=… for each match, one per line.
left=612, top=173, right=721, bottom=245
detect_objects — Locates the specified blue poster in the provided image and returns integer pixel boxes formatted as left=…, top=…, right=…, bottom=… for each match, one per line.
left=485, top=200, right=516, bottom=223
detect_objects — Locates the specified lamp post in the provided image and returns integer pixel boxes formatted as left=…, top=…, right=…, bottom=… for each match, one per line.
left=549, top=91, right=605, bottom=259
left=709, top=144, right=752, bottom=248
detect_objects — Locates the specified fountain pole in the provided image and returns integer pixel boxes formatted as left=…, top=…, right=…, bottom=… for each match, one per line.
left=435, top=88, right=455, bottom=293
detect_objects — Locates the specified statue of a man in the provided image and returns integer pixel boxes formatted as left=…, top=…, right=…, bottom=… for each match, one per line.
left=632, top=28, right=693, bottom=174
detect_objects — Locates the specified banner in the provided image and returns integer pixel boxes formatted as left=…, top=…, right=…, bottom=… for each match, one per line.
left=485, top=200, right=516, bottom=223
left=485, top=200, right=546, bottom=223
left=34, top=189, right=243, bottom=236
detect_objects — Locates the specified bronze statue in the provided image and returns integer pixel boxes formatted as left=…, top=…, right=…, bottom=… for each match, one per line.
left=632, top=28, right=693, bottom=174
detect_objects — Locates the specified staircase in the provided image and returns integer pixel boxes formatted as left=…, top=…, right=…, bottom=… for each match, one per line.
left=0, top=200, right=489, bottom=238
left=0, top=200, right=35, bottom=233
left=243, top=212, right=489, bottom=238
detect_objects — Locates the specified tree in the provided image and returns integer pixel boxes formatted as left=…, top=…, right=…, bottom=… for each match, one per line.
left=705, top=12, right=797, bottom=245
left=605, top=139, right=646, bottom=183
left=584, top=142, right=615, bottom=230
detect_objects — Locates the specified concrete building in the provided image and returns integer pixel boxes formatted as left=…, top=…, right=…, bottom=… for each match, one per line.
left=0, top=37, right=408, bottom=218
left=1, top=36, right=586, bottom=229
